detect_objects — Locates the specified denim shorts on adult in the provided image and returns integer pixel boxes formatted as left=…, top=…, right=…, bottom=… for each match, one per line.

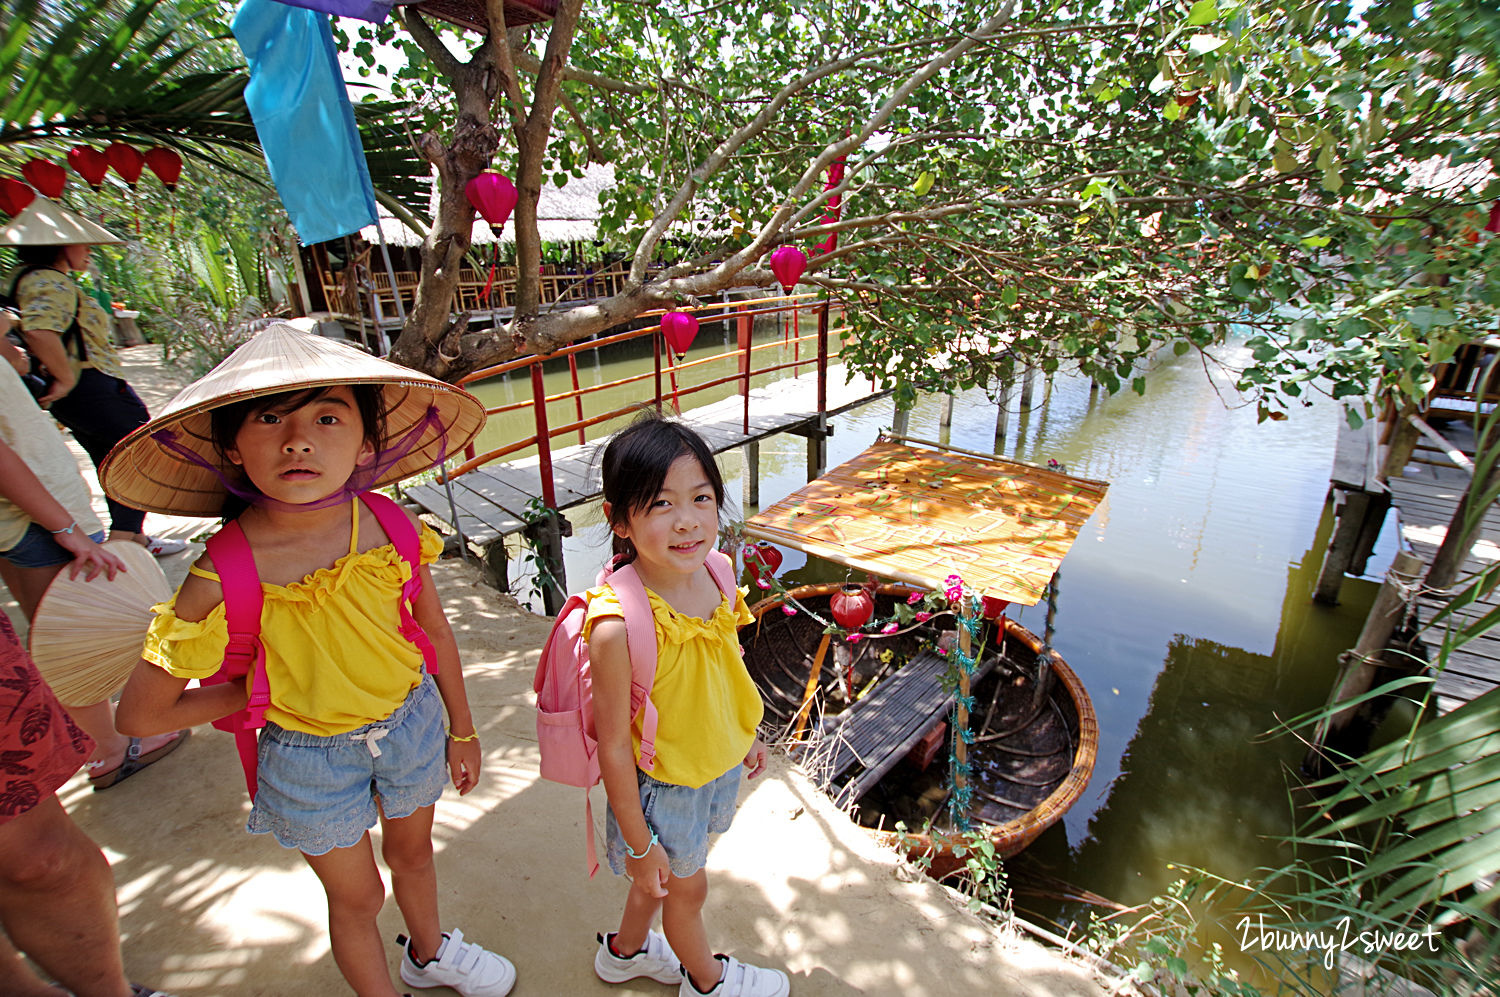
left=247, top=675, right=446, bottom=855
left=605, top=762, right=742, bottom=878
left=0, top=523, right=106, bottom=568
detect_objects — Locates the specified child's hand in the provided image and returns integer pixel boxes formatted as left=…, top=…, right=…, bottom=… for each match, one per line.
left=446, top=735, right=481, bottom=794
left=627, top=841, right=671, bottom=898
left=743, top=737, right=768, bottom=779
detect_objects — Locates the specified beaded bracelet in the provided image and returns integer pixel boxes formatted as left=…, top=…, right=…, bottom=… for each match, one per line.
left=447, top=730, right=479, bottom=743
left=624, top=829, right=659, bottom=860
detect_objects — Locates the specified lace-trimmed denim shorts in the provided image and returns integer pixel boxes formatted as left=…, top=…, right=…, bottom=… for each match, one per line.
left=0, top=523, right=106, bottom=568
left=247, top=675, right=446, bottom=856
left=605, top=763, right=742, bottom=878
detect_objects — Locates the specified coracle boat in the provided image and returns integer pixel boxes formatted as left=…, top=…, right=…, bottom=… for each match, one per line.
left=740, top=582, right=1098, bottom=862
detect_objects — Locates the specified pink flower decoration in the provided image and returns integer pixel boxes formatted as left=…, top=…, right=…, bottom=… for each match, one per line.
left=755, top=578, right=771, bottom=589
left=846, top=633, right=865, bottom=643
left=906, top=591, right=923, bottom=605
left=781, top=604, right=796, bottom=616
left=915, top=611, right=931, bottom=622
left=937, top=647, right=948, bottom=656
left=881, top=621, right=899, bottom=634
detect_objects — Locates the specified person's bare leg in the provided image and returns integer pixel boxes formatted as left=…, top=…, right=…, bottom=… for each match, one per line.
left=661, top=870, right=718, bottom=992
left=0, top=795, right=133, bottom=997
left=614, top=877, right=665, bottom=956
left=378, top=803, right=443, bottom=964
left=0, top=931, right=69, bottom=997
left=303, top=835, right=402, bottom=997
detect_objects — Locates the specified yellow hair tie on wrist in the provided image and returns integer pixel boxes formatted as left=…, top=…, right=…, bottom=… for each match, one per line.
left=447, top=730, right=479, bottom=743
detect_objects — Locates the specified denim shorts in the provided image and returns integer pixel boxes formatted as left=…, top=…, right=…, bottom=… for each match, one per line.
left=605, top=763, right=742, bottom=878
left=247, top=675, right=446, bottom=856
left=0, top=523, right=106, bottom=568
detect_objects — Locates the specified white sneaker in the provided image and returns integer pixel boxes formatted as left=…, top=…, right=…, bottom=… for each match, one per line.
left=398, top=929, right=516, bottom=997
left=143, top=535, right=188, bottom=557
left=595, top=929, right=681, bottom=984
left=679, top=955, right=789, bottom=997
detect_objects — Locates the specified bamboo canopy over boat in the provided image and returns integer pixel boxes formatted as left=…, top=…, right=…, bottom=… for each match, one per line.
left=742, top=436, right=1109, bottom=605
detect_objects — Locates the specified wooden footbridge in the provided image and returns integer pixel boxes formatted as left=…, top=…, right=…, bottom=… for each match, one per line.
left=403, top=295, right=894, bottom=609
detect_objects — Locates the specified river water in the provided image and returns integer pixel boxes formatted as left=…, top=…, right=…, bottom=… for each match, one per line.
left=465, top=331, right=1392, bottom=949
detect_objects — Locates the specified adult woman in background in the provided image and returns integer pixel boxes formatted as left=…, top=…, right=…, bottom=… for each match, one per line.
left=0, top=198, right=184, bottom=557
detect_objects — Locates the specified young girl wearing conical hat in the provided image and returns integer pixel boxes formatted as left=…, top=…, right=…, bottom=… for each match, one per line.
left=108, top=323, right=513, bottom=997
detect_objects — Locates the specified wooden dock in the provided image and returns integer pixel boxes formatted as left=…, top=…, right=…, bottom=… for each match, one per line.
left=1385, top=418, right=1500, bottom=715
left=405, top=362, right=892, bottom=548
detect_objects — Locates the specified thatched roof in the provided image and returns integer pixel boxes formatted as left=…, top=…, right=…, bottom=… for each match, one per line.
left=363, top=162, right=613, bottom=247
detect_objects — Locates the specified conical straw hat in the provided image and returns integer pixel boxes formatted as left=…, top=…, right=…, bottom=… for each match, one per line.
left=28, top=541, right=171, bottom=708
left=0, top=198, right=126, bottom=246
left=100, top=322, right=487, bottom=516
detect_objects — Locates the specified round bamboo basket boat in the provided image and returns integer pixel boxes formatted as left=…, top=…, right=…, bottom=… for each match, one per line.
left=743, top=583, right=1098, bottom=865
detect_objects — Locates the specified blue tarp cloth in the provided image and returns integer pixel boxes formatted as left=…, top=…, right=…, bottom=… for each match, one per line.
left=233, top=0, right=379, bottom=245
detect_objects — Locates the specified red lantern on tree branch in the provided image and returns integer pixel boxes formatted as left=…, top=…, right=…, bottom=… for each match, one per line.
left=143, top=147, right=183, bottom=191
left=661, top=311, right=700, bottom=359
left=769, top=245, right=807, bottom=292
left=21, top=159, right=65, bottom=199
left=0, top=178, right=35, bottom=216
left=67, top=146, right=108, bottom=189
left=105, top=143, right=145, bottom=186
left=830, top=584, right=875, bottom=630
left=465, top=172, right=518, bottom=304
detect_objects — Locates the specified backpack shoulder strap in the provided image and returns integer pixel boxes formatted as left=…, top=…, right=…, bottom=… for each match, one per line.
left=704, top=548, right=737, bottom=601
left=602, top=562, right=662, bottom=772
left=359, top=492, right=438, bottom=674
left=203, top=520, right=269, bottom=799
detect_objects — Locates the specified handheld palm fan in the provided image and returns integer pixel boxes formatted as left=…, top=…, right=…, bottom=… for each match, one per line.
left=28, top=541, right=172, bottom=707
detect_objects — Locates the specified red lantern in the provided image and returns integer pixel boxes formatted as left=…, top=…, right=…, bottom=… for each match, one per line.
left=830, top=584, right=875, bottom=630
left=143, top=147, right=183, bottom=191
left=1486, top=201, right=1500, bottom=235
left=21, top=159, right=65, bottom=199
left=980, top=596, right=1008, bottom=620
left=464, top=172, right=517, bottom=232
left=67, top=146, right=108, bottom=189
left=744, top=543, right=783, bottom=580
left=105, top=143, right=145, bottom=187
left=0, top=178, right=35, bottom=216
left=661, top=311, right=700, bottom=359
left=769, top=245, right=807, bottom=292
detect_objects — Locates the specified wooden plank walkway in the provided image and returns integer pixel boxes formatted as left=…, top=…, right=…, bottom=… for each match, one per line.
left=810, top=650, right=996, bottom=808
left=1386, top=419, right=1500, bottom=716
left=406, top=362, right=891, bottom=547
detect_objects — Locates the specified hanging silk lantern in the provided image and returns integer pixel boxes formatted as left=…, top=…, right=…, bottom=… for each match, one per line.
left=105, top=143, right=145, bottom=186
left=21, top=159, right=65, bottom=199
left=769, top=245, right=807, bottom=292
left=67, top=146, right=109, bottom=189
left=980, top=596, right=1008, bottom=620
left=465, top=172, right=517, bottom=305
left=830, top=584, right=875, bottom=630
left=743, top=543, right=783, bottom=581
left=1486, top=201, right=1500, bottom=235
left=661, top=311, right=700, bottom=359
left=143, top=147, right=183, bottom=191
left=465, top=172, right=517, bottom=232
left=0, top=178, right=35, bottom=216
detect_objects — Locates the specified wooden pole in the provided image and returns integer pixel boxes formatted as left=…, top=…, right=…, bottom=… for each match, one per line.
left=1304, top=550, right=1424, bottom=774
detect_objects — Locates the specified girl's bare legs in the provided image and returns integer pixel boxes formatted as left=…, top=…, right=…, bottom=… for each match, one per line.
left=302, top=835, right=401, bottom=997
left=613, top=876, right=665, bottom=955
left=660, top=870, right=719, bottom=992
left=378, top=803, right=443, bottom=963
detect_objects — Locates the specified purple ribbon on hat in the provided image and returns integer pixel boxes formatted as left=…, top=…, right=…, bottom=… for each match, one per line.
left=151, top=405, right=448, bottom=513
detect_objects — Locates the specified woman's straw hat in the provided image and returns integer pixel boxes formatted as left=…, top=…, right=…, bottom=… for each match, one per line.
left=28, top=541, right=171, bottom=707
left=99, top=322, right=487, bottom=516
left=0, top=198, right=126, bottom=246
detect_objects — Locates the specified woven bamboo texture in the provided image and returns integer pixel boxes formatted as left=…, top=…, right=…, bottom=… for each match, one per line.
left=743, top=438, right=1108, bottom=606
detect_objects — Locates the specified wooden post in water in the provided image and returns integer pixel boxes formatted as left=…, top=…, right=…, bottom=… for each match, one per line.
left=1019, top=365, right=1036, bottom=412
left=892, top=398, right=911, bottom=437
left=994, top=374, right=1013, bottom=452
left=743, top=440, right=760, bottom=508
left=1304, top=550, right=1424, bottom=774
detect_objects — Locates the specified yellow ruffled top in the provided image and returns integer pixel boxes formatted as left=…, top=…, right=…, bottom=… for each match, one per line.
left=143, top=503, right=443, bottom=736
left=583, top=579, right=760, bottom=789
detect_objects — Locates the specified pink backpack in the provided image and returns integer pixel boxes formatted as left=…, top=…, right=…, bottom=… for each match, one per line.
left=534, top=549, right=737, bottom=875
left=203, top=491, right=438, bottom=799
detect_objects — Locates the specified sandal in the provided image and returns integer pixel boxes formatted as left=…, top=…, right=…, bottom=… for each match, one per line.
left=88, top=730, right=189, bottom=791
